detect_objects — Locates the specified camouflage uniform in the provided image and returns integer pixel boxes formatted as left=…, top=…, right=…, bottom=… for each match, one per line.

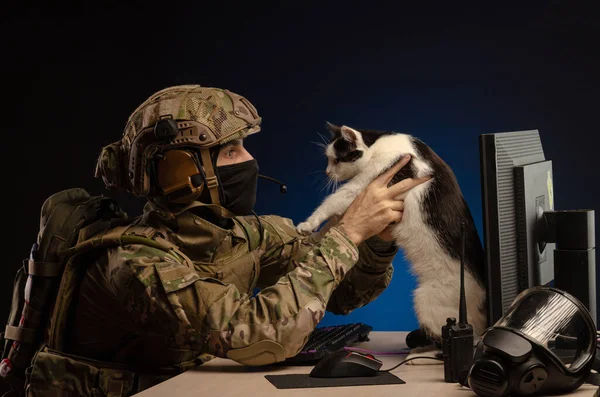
left=23, top=85, right=398, bottom=396
left=26, top=203, right=397, bottom=396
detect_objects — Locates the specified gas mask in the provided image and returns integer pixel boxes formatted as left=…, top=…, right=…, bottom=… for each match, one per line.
left=466, top=286, right=597, bottom=397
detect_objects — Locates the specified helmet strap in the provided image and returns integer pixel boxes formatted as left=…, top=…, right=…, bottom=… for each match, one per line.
left=199, top=148, right=221, bottom=206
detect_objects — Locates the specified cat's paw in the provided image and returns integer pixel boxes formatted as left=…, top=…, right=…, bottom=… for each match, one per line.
left=405, top=344, right=443, bottom=365
left=296, top=221, right=318, bottom=235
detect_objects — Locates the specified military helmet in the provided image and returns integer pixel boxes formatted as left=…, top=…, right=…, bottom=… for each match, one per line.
left=95, top=85, right=261, bottom=205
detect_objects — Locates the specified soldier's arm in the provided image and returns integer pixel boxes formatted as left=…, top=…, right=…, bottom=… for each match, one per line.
left=326, top=235, right=398, bottom=314
left=121, top=224, right=359, bottom=366
left=250, top=215, right=398, bottom=314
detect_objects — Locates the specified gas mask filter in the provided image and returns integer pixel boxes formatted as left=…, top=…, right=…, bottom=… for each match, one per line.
left=467, top=286, right=597, bottom=397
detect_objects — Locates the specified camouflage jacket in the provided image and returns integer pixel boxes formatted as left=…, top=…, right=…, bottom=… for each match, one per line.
left=28, top=201, right=397, bottom=395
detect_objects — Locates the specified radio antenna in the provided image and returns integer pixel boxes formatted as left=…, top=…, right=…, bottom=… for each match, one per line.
left=459, top=221, right=467, bottom=325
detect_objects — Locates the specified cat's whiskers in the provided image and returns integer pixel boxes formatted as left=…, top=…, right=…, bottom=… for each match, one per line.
left=317, top=173, right=334, bottom=193
left=311, top=173, right=327, bottom=188
left=317, top=132, right=330, bottom=145
left=311, top=141, right=328, bottom=152
left=311, top=177, right=326, bottom=188
left=321, top=178, right=333, bottom=193
left=326, top=176, right=341, bottom=195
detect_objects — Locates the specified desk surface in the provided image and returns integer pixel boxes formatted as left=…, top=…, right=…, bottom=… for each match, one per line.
left=135, top=332, right=599, bottom=397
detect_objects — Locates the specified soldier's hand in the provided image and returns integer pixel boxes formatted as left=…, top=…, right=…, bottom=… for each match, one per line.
left=377, top=225, right=397, bottom=242
left=337, top=155, right=431, bottom=245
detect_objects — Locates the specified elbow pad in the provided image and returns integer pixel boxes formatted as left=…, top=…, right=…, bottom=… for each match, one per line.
left=226, top=339, right=286, bottom=366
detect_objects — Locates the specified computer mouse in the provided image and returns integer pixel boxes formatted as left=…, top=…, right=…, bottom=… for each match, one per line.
left=309, top=350, right=383, bottom=378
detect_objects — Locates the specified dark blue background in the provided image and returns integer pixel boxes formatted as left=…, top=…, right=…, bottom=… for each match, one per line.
left=2, top=1, right=599, bottom=330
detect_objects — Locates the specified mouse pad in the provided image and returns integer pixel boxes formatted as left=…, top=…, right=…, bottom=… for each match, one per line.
left=265, top=372, right=405, bottom=389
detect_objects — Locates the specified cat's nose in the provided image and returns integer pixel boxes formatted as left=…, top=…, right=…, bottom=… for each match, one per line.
left=325, top=169, right=331, bottom=176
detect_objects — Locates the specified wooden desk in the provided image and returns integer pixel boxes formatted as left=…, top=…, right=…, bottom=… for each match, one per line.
left=134, top=332, right=599, bottom=397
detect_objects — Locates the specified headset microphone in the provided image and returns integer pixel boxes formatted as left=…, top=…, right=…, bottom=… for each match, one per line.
left=258, top=174, right=287, bottom=194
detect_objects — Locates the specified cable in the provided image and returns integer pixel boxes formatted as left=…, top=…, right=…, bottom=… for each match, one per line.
left=344, top=346, right=410, bottom=356
left=378, top=355, right=444, bottom=373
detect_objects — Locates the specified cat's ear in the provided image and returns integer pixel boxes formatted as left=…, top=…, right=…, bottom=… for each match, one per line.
left=340, top=126, right=358, bottom=144
left=325, top=121, right=341, bottom=138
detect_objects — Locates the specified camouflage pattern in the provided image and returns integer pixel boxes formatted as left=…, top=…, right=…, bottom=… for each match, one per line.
left=27, top=349, right=138, bottom=397
left=25, top=201, right=398, bottom=396
left=94, top=85, right=262, bottom=198
left=123, top=85, right=262, bottom=150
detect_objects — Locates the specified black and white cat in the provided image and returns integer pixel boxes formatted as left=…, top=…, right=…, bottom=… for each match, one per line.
left=298, top=123, right=487, bottom=361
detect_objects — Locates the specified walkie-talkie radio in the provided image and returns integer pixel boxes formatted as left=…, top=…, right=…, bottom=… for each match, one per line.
left=442, top=221, right=474, bottom=383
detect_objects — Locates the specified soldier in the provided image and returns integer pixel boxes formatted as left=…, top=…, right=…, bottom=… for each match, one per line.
left=25, top=85, right=429, bottom=396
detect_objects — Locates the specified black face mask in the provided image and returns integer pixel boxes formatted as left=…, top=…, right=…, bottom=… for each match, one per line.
left=216, top=159, right=259, bottom=216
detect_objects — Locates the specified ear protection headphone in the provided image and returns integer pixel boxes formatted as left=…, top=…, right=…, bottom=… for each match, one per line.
left=96, top=116, right=223, bottom=205
left=149, top=119, right=215, bottom=204
left=153, top=147, right=207, bottom=204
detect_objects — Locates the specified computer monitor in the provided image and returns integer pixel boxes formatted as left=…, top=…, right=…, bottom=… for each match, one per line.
left=480, top=129, right=596, bottom=327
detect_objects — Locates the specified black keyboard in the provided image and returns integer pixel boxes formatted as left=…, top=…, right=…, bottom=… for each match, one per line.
left=284, top=322, right=373, bottom=364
